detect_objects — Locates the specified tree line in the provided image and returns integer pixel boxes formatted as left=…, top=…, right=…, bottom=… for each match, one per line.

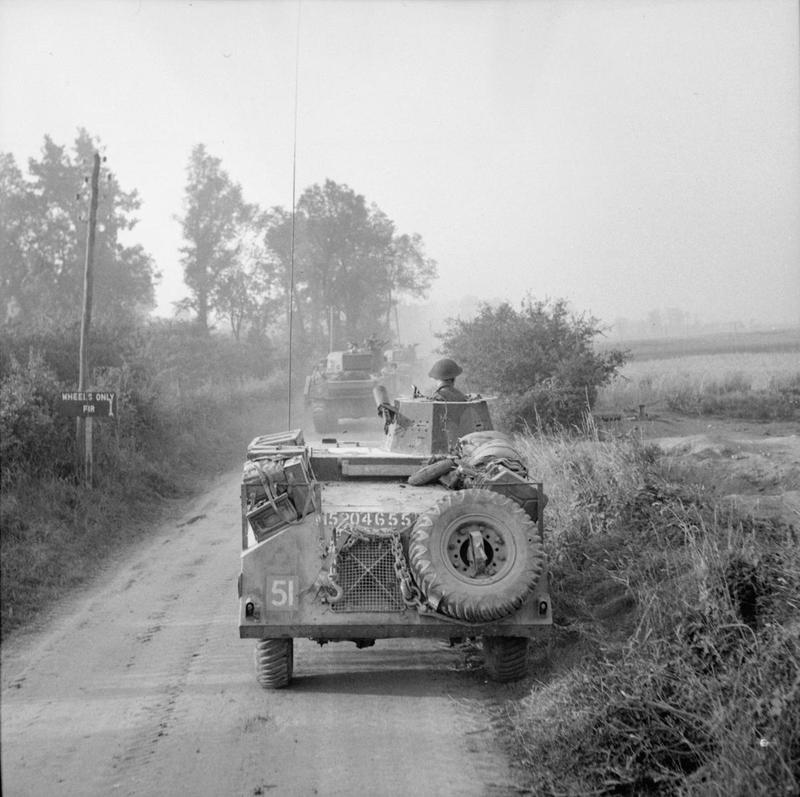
left=2, top=129, right=629, bottom=431
left=1, top=130, right=437, bottom=348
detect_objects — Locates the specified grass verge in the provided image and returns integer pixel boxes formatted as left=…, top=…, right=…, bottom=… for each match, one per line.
left=505, top=430, right=799, bottom=795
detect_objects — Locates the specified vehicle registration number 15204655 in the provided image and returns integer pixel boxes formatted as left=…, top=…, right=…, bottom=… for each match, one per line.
left=322, top=511, right=417, bottom=529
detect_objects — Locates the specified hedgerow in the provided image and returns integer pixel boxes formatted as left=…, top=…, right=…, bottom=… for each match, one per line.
left=0, top=319, right=285, bottom=637
left=0, top=351, right=73, bottom=486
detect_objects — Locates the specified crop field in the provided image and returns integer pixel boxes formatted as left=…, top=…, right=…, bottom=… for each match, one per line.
left=597, top=330, right=800, bottom=419
left=600, top=350, right=800, bottom=405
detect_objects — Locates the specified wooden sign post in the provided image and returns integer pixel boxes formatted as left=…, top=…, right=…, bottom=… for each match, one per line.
left=60, top=391, right=117, bottom=487
left=77, top=153, right=100, bottom=487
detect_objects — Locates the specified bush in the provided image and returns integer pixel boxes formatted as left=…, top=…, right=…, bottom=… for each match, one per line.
left=438, top=297, right=627, bottom=430
left=0, top=351, right=73, bottom=486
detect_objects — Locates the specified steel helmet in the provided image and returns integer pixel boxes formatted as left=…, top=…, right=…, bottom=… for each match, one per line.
left=428, top=358, right=462, bottom=380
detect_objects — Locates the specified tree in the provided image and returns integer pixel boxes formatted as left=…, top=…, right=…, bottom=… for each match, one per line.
left=386, top=231, right=437, bottom=331
left=213, top=213, right=282, bottom=341
left=177, top=144, right=252, bottom=332
left=1, top=130, right=158, bottom=331
left=438, top=297, right=627, bottom=430
left=0, top=153, right=32, bottom=322
left=263, top=205, right=304, bottom=344
left=265, top=179, right=437, bottom=350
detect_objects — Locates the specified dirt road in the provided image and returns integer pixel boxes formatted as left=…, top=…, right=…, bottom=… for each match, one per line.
left=1, top=434, right=528, bottom=796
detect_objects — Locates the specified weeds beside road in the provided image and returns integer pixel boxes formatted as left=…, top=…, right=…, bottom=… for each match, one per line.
left=507, top=427, right=799, bottom=796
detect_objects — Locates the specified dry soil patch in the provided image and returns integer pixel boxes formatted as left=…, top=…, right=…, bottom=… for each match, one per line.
left=648, top=413, right=800, bottom=526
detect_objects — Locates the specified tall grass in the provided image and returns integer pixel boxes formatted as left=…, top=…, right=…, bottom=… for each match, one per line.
left=507, top=429, right=799, bottom=795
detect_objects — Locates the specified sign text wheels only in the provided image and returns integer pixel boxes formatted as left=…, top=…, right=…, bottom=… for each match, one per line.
left=58, top=391, right=117, bottom=418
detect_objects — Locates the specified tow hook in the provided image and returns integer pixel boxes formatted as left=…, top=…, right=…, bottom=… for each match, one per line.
left=322, top=580, right=344, bottom=605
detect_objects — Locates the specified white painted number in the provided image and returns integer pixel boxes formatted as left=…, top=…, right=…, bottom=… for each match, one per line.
left=322, top=511, right=417, bottom=529
left=267, top=577, right=297, bottom=609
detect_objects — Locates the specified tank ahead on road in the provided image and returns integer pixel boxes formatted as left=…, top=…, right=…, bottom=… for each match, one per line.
left=303, top=349, right=382, bottom=433
left=237, top=394, right=552, bottom=688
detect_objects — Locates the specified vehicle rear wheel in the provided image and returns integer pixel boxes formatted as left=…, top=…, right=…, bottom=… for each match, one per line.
left=482, top=636, right=529, bottom=682
left=409, top=489, right=545, bottom=623
left=254, top=638, right=293, bottom=689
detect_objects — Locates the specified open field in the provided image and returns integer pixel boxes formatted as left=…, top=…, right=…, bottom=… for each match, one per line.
left=597, top=329, right=800, bottom=420
left=600, top=350, right=800, bottom=406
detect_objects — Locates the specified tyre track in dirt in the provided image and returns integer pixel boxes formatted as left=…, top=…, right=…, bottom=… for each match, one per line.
left=1, top=461, right=529, bottom=796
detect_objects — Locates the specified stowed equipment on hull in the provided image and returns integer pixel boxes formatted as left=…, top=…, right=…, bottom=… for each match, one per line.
left=238, top=395, right=552, bottom=688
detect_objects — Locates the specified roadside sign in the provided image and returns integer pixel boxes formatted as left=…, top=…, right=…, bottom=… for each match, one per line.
left=58, top=391, right=117, bottom=418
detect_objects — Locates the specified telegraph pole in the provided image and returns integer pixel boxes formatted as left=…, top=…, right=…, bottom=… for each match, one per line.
left=77, top=152, right=100, bottom=487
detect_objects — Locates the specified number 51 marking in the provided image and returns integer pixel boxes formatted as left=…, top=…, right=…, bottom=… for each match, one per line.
left=266, top=576, right=298, bottom=610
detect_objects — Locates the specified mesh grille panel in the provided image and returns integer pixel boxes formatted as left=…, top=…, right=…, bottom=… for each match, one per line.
left=331, top=538, right=404, bottom=613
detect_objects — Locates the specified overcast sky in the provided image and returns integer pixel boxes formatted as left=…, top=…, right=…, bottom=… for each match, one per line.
left=1, top=0, right=798, bottom=328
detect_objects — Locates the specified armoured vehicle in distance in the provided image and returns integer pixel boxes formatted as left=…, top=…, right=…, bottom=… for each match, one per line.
left=237, top=391, right=552, bottom=688
left=379, top=343, right=418, bottom=396
left=303, top=348, right=382, bottom=433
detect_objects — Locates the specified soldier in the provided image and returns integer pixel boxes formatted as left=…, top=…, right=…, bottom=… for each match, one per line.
left=429, top=358, right=468, bottom=401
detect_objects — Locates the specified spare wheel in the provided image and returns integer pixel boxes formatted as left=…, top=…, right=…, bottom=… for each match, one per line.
left=409, top=489, right=545, bottom=623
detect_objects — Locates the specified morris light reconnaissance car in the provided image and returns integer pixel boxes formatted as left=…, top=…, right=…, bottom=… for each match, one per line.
left=238, top=389, right=551, bottom=688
